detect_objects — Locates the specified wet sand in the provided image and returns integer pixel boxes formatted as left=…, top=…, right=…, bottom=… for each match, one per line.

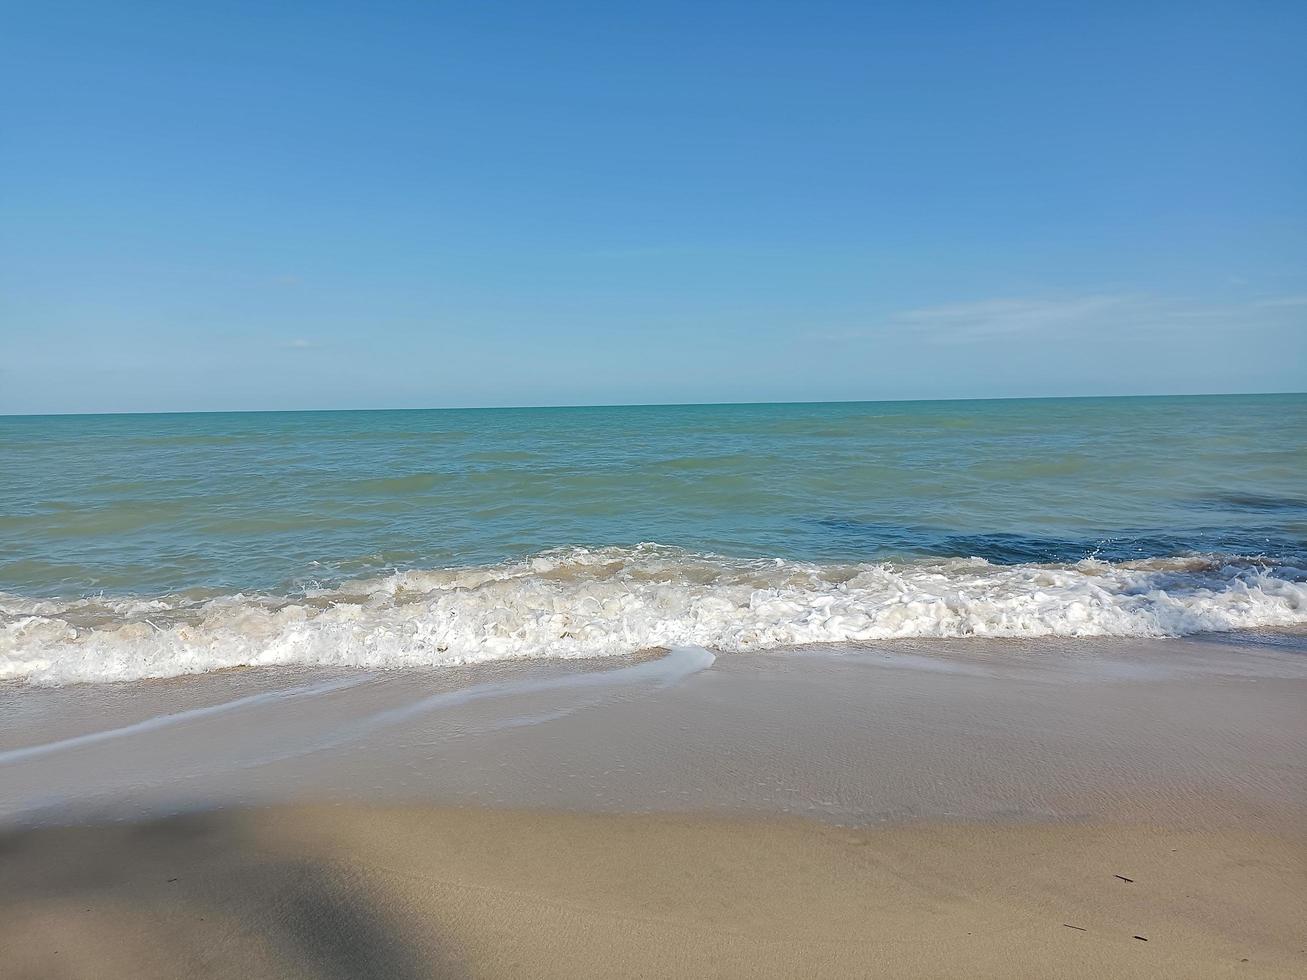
left=1, top=635, right=1305, bottom=977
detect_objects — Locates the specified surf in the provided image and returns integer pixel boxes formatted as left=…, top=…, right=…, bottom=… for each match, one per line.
left=3, top=545, right=1304, bottom=685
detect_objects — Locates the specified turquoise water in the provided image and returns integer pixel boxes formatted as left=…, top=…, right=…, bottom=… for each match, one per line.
left=2, top=395, right=1305, bottom=683
left=4, top=394, right=1305, bottom=596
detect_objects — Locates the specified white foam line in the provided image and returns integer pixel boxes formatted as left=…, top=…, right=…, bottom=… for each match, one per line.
left=6, top=546, right=1306, bottom=686
left=0, top=674, right=372, bottom=766
left=245, top=646, right=716, bottom=767
left=362, top=645, right=716, bottom=731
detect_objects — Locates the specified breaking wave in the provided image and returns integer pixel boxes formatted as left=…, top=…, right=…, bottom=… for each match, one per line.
left=2, top=545, right=1305, bottom=685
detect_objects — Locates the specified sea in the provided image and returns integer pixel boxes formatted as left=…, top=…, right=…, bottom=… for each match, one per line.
left=2, top=394, right=1304, bottom=685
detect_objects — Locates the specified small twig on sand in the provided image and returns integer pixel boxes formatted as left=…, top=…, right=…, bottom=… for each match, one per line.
left=1114, top=874, right=1134, bottom=883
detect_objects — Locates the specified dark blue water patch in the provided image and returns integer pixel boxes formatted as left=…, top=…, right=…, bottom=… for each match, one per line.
left=811, top=518, right=1307, bottom=567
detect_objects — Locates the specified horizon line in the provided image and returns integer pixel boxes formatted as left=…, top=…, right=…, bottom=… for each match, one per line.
left=1, top=388, right=1303, bottom=420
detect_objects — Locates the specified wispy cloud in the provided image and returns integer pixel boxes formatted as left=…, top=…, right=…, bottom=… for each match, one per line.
left=889, top=295, right=1129, bottom=341
left=818, top=293, right=1306, bottom=345
left=279, top=338, right=318, bottom=350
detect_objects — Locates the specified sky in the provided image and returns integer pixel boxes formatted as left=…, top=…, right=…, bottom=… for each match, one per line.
left=2, top=1, right=1304, bottom=414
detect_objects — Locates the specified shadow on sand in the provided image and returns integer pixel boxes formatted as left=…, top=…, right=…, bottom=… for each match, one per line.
left=0, top=809, right=461, bottom=979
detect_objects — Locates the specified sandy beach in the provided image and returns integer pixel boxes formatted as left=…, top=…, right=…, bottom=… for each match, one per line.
left=6, top=0, right=1305, bottom=973
left=3, top=803, right=1302, bottom=979
left=2, top=634, right=1304, bottom=978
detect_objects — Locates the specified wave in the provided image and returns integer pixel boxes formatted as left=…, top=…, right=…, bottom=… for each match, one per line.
left=2, top=545, right=1305, bottom=685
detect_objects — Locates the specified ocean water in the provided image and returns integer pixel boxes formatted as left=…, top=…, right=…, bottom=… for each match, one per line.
left=2, top=394, right=1305, bottom=684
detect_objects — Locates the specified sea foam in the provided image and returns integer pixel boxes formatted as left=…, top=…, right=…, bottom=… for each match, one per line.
left=2, top=545, right=1304, bottom=685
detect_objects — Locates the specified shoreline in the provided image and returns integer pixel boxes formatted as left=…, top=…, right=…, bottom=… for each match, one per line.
left=2, top=634, right=1304, bottom=976
left=4, top=632, right=1305, bottom=829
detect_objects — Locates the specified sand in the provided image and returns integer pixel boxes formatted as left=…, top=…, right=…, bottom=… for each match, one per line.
left=1, top=804, right=1302, bottom=979
left=2, top=634, right=1305, bottom=977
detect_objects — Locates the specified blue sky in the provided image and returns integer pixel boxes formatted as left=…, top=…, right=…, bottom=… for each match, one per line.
left=2, top=1, right=1304, bottom=413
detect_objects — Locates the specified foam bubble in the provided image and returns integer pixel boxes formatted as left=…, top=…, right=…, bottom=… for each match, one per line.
left=2, top=545, right=1304, bottom=685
